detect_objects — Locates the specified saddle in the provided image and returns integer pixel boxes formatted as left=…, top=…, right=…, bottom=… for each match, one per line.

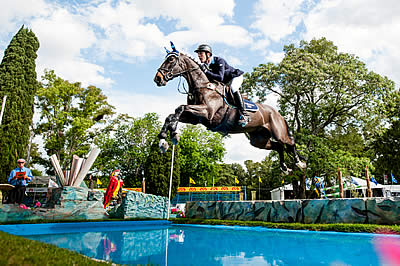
left=207, top=83, right=258, bottom=112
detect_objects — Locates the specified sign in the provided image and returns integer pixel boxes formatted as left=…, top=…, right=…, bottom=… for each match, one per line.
left=26, top=187, right=48, bottom=193
left=177, top=187, right=241, bottom=192
left=124, top=188, right=142, bottom=192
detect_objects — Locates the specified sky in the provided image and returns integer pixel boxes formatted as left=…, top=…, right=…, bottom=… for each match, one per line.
left=1, top=0, right=399, bottom=165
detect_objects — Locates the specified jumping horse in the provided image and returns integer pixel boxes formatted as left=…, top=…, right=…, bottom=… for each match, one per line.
left=153, top=43, right=306, bottom=173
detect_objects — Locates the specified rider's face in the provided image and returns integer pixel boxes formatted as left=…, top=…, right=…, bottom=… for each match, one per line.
left=197, top=51, right=208, bottom=63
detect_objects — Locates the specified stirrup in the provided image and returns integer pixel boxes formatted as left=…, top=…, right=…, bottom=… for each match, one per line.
left=238, top=115, right=249, bottom=127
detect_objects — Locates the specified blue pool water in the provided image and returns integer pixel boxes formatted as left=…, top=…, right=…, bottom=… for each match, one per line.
left=0, top=221, right=397, bottom=265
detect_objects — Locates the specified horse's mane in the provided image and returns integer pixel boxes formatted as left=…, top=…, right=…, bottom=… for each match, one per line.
left=180, top=52, right=202, bottom=67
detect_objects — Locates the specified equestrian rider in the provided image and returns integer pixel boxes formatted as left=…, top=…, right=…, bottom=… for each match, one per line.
left=194, top=44, right=250, bottom=126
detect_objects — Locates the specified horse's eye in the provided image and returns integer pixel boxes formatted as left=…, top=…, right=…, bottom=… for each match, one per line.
left=168, top=56, right=175, bottom=62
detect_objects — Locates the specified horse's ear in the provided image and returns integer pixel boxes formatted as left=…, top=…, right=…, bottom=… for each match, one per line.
left=164, top=47, right=171, bottom=54
left=170, top=41, right=179, bottom=53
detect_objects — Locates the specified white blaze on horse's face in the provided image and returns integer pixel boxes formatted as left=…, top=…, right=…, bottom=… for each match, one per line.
left=154, top=53, right=179, bottom=87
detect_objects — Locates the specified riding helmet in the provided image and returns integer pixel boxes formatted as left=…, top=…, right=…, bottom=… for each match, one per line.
left=194, top=44, right=212, bottom=55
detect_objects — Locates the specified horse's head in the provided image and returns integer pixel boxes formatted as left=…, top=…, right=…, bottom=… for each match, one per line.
left=154, top=51, right=182, bottom=86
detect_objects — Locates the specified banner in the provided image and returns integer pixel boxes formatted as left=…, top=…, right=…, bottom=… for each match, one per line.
left=95, top=188, right=142, bottom=192
left=178, top=186, right=241, bottom=192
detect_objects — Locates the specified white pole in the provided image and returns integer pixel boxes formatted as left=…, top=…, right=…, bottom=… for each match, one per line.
left=167, top=144, right=175, bottom=220
left=0, top=95, right=7, bottom=126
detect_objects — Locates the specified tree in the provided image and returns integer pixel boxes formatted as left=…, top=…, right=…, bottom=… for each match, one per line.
left=35, top=70, right=114, bottom=171
left=242, top=38, right=392, bottom=197
left=243, top=38, right=393, bottom=136
left=93, top=113, right=161, bottom=187
left=369, top=91, right=400, bottom=180
left=0, top=26, right=39, bottom=182
left=217, top=163, right=246, bottom=186
left=144, top=137, right=180, bottom=197
left=371, top=119, right=400, bottom=180
left=178, top=125, right=226, bottom=187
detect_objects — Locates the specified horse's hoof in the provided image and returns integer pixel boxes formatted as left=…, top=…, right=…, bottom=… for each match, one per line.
left=282, top=168, right=292, bottom=175
left=171, top=133, right=179, bottom=145
left=159, top=139, right=169, bottom=153
left=280, top=165, right=292, bottom=175
left=296, top=161, right=307, bottom=169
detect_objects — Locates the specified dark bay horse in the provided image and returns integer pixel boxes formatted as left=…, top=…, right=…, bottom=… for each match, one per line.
left=154, top=50, right=306, bottom=173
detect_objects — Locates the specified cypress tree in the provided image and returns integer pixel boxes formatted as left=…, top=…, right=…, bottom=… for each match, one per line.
left=144, top=138, right=180, bottom=198
left=0, top=26, right=39, bottom=183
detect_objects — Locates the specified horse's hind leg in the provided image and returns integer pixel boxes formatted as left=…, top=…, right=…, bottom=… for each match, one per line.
left=269, top=113, right=306, bottom=169
left=285, top=143, right=307, bottom=169
left=248, top=131, right=291, bottom=174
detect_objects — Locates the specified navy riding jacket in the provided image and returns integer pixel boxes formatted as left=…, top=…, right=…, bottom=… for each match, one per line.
left=205, top=56, right=244, bottom=84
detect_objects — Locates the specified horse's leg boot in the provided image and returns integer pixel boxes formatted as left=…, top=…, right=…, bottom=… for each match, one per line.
left=234, top=91, right=250, bottom=126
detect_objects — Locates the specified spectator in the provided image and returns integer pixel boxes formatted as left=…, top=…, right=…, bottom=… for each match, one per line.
left=88, top=174, right=94, bottom=190
left=7, top=159, right=32, bottom=205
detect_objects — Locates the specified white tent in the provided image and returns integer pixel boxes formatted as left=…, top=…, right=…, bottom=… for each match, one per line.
left=270, top=176, right=383, bottom=200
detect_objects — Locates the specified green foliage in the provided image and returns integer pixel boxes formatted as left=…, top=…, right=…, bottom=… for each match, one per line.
left=243, top=37, right=394, bottom=136
left=144, top=137, right=180, bottom=197
left=242, top=38, right=393, bottom=196
left=94, top=113, right=161, bottom=187
left=178, top=125, right=225, bottom=186
left=0, top=26, right=39, bottom=182
left=371, top=119, right=400, bottom=180
left=0, top=231, right=110, bottom=265
left=217, top=163, right=246, bottom=186
left=35, top=70, right=114, bottom=171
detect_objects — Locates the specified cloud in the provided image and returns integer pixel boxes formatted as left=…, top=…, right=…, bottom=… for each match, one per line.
left=266, top=51, right=285, bottom=64
left=303, top=0, right=400, bottom=84
left=30, top=7, right=113, bottom=88
left=82, top=0, right=252, bottom=62
left=0, top=0, right=48, bottom=33
left=251, top=0, right=305, bottom=42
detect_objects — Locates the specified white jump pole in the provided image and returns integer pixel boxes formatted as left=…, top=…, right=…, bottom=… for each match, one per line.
left=0, top=95, right=7, bottom=126
left=167, top=144, right=175, bottom=220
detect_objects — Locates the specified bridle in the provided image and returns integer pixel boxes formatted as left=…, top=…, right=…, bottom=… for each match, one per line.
left=157, top=52, right=200, bottom=82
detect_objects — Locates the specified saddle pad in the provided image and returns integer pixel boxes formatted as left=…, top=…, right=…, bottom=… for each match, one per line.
left=244, top=99, right=258, bottom=112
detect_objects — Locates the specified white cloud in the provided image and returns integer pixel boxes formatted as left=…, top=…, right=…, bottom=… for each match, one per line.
left=84, top=0, right=252, bottom=61
left=303, top=0, right=400, bottom=84
left=0, top=0, right=48, bottom=33
left=266, top=51, right=285, bottom=64
left=251, top=0, right=305, bottom=42
left=224, top=134, right=269, bottom=165
left=31, top=7, right=113, bottom=88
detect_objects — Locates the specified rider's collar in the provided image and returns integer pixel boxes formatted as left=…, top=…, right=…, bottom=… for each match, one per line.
left=207, top=55, right=214, bottom=66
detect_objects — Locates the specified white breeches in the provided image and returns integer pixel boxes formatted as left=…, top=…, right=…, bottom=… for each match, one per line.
left=228, top=75, right=243, bottom=93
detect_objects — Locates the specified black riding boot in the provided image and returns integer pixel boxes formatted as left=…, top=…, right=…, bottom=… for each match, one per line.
left=233, top=91, right=250, bottom=126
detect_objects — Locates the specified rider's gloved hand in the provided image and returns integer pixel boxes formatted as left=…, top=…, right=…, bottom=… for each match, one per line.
left=200, top=64, right=208, bottom=73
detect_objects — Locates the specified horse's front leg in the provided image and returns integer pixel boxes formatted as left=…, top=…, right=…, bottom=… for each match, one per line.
left=158, top=105, right=185, bottom=153
left=158, top=104, right=210, bottom=153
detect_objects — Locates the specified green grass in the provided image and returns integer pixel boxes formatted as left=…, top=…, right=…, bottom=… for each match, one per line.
left=0, top=231, right=111, bottom=265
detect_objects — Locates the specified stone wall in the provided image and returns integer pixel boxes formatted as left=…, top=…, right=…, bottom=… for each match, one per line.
left=109, top=191, right=168, bottom=219
left=0, top=186, right=106, bottom=222
left=186, top=198, right=400, bottom=225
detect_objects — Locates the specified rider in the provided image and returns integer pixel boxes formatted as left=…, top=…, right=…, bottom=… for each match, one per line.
left=194, top=44, right=250, bottom=126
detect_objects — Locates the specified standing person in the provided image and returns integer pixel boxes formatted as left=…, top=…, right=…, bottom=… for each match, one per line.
left=194, top=44, right=250, bottom=126
left=88, top=174, right=94, bottom=190
left=7, top=159, right=32, bottom=205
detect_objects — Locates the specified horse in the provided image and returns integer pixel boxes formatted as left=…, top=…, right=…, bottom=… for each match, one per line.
left=153, top=46, right=306, bottom=173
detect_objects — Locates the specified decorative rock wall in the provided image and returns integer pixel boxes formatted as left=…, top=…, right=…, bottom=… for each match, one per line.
left=109, top=191, right=168, bottom=219
left=186, top=198, right=400, bottom=225
left=0, top=186, right=106, bottom=222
